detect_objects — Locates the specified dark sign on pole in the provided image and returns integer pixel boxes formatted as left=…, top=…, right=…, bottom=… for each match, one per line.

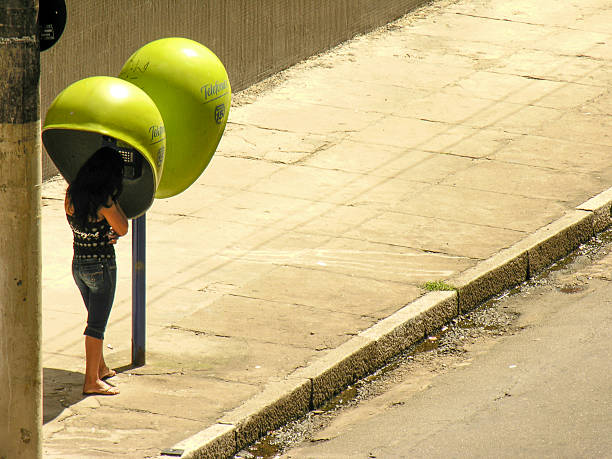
left=38, top=0, right=66, bottom=52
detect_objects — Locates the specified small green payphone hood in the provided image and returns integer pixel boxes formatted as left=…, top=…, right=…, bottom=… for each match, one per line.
left=42, top=76, right=166, bottom=218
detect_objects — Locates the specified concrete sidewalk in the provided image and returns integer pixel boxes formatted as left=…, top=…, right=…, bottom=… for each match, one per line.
left=42, top=0, right=612, bottom=456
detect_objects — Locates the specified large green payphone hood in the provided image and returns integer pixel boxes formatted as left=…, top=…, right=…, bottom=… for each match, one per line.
left=119, top=37, right=231, bottom=199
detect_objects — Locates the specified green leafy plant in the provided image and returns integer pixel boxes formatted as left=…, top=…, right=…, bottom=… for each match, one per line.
left=422, top=280, right=456, bottom=291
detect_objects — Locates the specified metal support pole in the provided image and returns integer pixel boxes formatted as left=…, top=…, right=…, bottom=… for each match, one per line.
left=132, top=213, right=146, bottom=367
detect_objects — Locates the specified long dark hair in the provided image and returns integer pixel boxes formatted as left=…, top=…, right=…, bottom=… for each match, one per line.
left=67, top=147, right=124, bottom=227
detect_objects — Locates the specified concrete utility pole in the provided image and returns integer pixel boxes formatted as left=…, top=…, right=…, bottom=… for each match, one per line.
left=0, top=1, right=43, bottom=458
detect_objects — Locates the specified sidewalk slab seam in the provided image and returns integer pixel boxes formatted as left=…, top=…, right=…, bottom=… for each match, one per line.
left=576, top=188, right=612, bottom=233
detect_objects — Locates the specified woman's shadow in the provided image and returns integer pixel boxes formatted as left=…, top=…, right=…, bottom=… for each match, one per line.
left=43, top=365, right=130, bottom=423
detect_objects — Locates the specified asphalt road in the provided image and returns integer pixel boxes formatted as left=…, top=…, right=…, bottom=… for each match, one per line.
left=278, top=235, right=612, bottom=458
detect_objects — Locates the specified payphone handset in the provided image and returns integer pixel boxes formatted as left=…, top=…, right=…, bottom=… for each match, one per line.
left=102, top=136, right=143, bottom=181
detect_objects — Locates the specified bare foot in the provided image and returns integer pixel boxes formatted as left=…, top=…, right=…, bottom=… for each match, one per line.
left=83, top=379, right=119, bottom=396
left=100, top=366, right=116, bottom=380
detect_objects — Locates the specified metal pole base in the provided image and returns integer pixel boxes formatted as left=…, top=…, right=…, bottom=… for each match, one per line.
left=131, top=214, right=146, bottom=367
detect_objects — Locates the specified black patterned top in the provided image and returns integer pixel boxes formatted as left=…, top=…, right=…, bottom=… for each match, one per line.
left=67, top=214, right=115, bottom=260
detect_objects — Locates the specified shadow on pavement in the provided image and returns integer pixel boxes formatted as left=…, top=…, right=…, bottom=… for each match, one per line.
left=43, top=364, right=138, bottom=424
left=43, top=367, right=85, bottom=424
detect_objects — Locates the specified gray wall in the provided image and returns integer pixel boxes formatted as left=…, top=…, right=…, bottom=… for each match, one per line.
left=41, top=0, right=431, bottom=179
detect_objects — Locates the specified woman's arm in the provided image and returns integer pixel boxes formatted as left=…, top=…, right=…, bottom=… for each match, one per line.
left=64, top=191, right=72, bottom=214
left=115, top=199, right=128, bottom=220
left=99, top=200, right=129, bottom=236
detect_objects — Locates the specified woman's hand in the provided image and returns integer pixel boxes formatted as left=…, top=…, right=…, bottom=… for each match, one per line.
left=108, top=230, right=120, bottom=244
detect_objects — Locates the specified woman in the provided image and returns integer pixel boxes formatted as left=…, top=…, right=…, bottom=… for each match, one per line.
left=65, top=147, right=128, bottom=396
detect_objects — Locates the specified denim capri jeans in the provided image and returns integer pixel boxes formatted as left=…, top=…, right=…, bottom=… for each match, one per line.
left=72, top=258, right=117, bottom=340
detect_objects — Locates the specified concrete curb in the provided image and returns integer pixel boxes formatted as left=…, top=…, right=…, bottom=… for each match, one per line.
left=161, top=188, right=612, bottom=459
left=452, top=209, right=594, bottom=313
